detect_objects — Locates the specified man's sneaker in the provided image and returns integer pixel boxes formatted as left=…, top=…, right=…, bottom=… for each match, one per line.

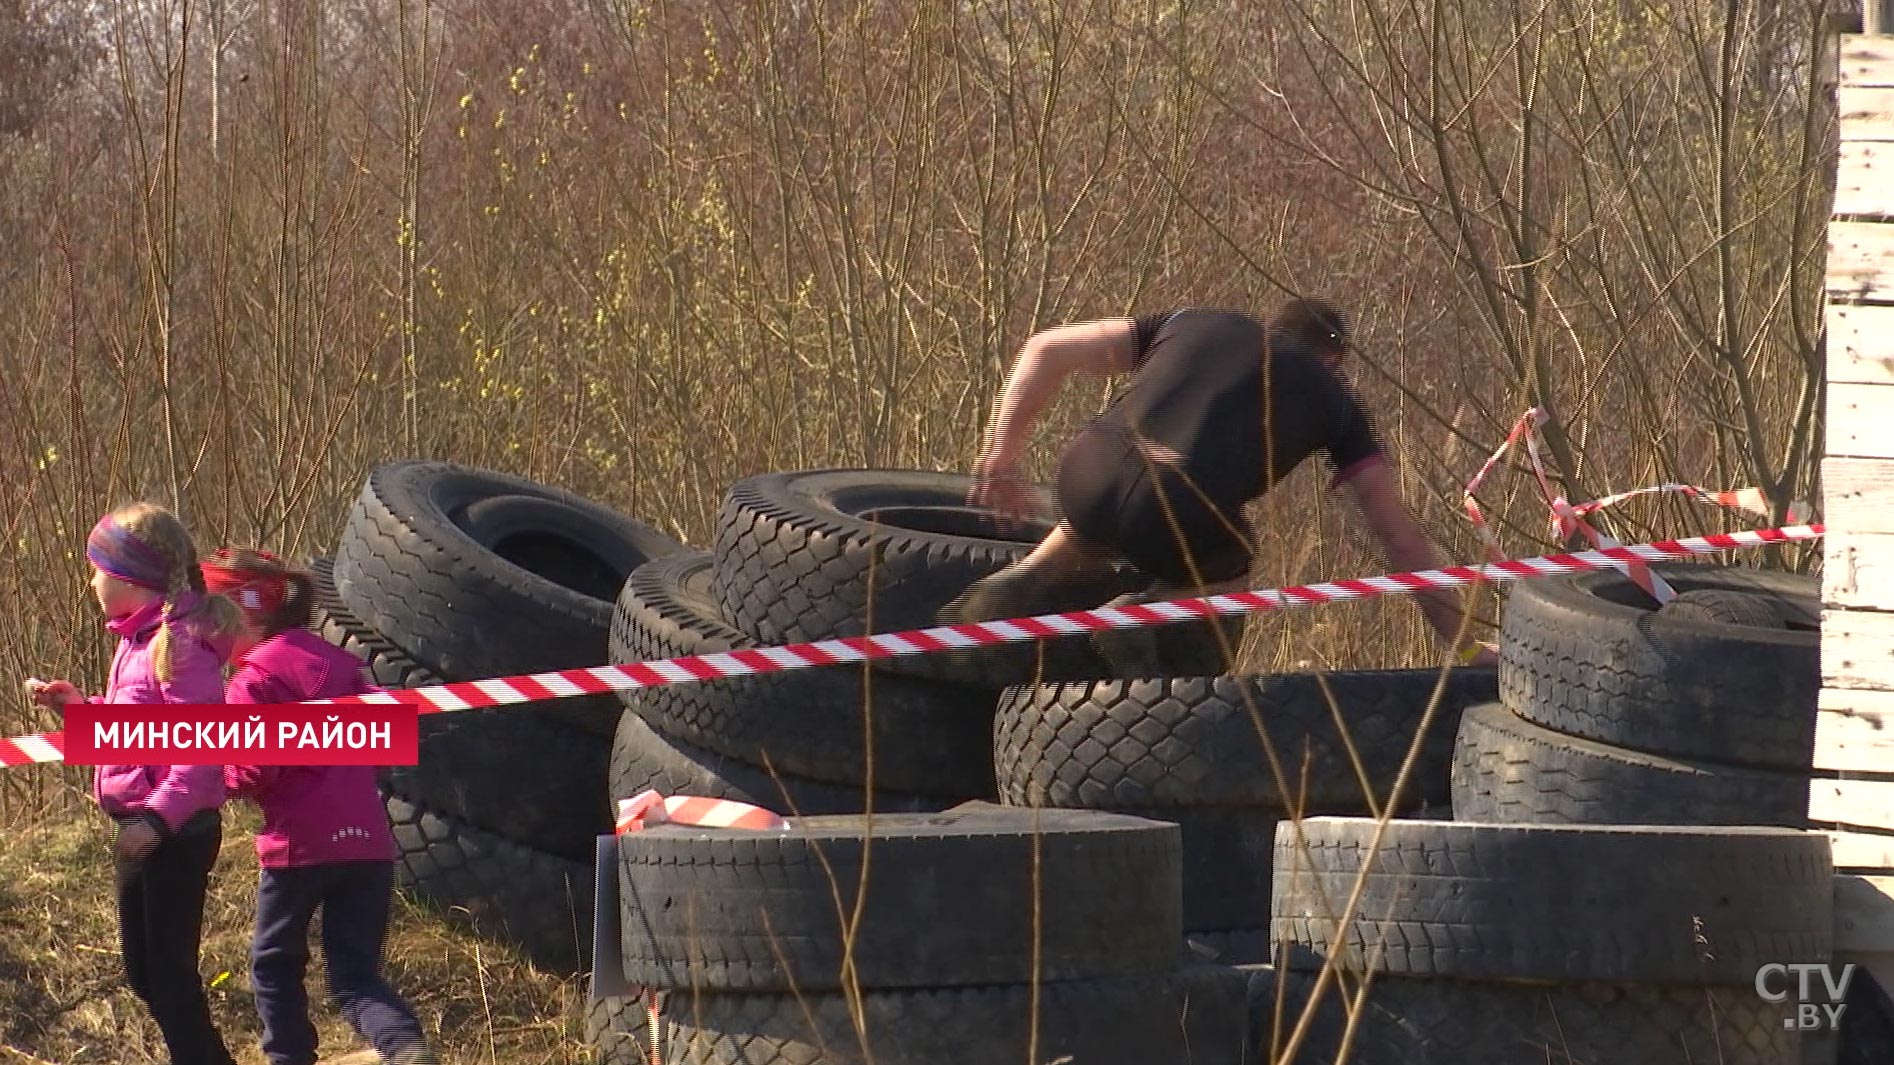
left=937, top=562, right=1082, bottom=626
left=1088, top=586, right=1168, bottom=675
left=1089, top=584, right=1242, bottom=677
left=382, top=1045, right=441, bottom=1065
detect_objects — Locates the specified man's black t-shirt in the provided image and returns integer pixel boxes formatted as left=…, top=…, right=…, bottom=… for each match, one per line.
left=1087, top=307, right=1384, bottom=509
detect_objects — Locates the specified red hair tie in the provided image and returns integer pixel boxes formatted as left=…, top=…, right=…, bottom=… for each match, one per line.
left=200, top=549, right=290, bottom=617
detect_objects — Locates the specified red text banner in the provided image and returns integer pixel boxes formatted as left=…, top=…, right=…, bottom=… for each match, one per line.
left=61, top=701, right=419, bottom=766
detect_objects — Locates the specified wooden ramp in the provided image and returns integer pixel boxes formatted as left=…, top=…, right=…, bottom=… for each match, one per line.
left=1819, top=28, right=1894, bottom=1000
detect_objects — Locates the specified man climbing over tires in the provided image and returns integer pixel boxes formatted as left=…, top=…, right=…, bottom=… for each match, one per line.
left=940, top=299, right=1498, bottom=667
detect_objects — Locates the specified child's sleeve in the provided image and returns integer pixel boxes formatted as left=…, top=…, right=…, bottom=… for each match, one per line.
left=156, top=635, right=230, bottom=706
left=223, top=762, right=276, bottom=800
left=219, top=664, right=285, bottom=798
left=141, top=764, right=225, bottom=834
left=141, top=637, right=233, bottom=830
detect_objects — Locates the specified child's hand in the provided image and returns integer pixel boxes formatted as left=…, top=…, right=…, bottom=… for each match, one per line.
left=114, top=820, right=162, bottom=863
left=24, top=678, right=82, bottom=710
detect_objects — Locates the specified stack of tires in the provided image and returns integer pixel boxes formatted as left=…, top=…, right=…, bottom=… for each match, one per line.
left=588, top=468, right=1260, bottom=1061
left=1260, top=817, right=1831, bottom=1064
left=1453, top=563, right=1821, bottom=829
left=602, top=467, right=1223, bottom=827
left=314, top=460, right=688, bottom=974
left=1348, top=557, right=1863, bottom=1061
left=311, top=456, right=1881, bottom=1063
left=991, top=668, right=1498, bottom=964
left=612, top=803, right=1251, bottom=1064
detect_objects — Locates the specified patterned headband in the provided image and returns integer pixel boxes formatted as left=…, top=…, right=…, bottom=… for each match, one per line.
left=86, top=515, right=173, bottom=592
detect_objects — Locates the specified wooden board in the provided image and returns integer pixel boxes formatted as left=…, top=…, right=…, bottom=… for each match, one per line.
left=1829, top=829, right=1894, bottom=871
left=1827, top=221, right=1894, bottom=302
left=1837, top=143, right=1894, bottom=217
left=1809, top=778, right=1894, bottom=831
left=1828, top=304, right=1894, bottom=384
left=1840, top=86, right=1894, bottom=142
left=1822, top=457, right=1894, bottom=532
left=1827, top=382, right=1894, bottom=460
left=1822, top=608, right=1894, bottom=690
left=1835, top=875, right=1894, bottom=953
left=1823, top=458, right=1894, bottom=607
left=1826, top=532, right=1894, bottom=610
left=1814, top=690, right=1894, bottom=772
left=1842, top=36, right=1894, bottom=88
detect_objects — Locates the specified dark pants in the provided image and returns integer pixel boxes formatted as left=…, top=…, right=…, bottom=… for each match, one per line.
left=251, top=860, right=426, bottom=1065
left=1057, top=426, right=1254, bottom=586
left=114, top=811, right=237, bottom=1065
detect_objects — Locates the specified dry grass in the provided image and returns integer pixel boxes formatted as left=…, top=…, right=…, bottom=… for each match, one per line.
left=0, top=798, right=594, bottom=1065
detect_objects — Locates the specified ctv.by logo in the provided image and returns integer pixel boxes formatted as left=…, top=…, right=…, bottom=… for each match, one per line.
left=1755, top=963, right=1855, bottom=1030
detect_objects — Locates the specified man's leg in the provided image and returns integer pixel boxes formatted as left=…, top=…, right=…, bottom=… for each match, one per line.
left=1090, top=469, right=1253, bottom=675
left=937, top=523, right=1120, bottom=625
left=943, top=427, right=1139, bottom=626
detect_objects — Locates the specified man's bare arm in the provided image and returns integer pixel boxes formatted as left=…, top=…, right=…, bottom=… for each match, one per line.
left=971, top=318, right=1139, bottom=514
left=1340, top=458, right=1495, bottom=662
left=980, top=319, right=1139, bottom=467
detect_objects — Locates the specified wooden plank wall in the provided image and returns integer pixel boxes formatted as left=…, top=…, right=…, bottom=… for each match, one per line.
left=1818, top=35, right=1894, bottom=880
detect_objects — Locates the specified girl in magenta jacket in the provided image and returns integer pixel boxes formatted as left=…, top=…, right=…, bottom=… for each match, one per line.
left=202, top=548, right=438, bottom=1065
left=27, top=502, right=241, bottom=1065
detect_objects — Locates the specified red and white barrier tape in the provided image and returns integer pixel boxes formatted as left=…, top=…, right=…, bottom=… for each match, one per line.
left=1460, top=408, right=1809, bottom=605
left=614, top=790, right=789, bottom=835
left=0, top=522, right=1823, bottom=768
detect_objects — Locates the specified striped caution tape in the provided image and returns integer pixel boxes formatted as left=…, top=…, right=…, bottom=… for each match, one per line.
left=1460, top=408, right=1809, bottom=605
left=614, top=789, right=790, bottom=834
left=0, top=521, right=1824, bottom=768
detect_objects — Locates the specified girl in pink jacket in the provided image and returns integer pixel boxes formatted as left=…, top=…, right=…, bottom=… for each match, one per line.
left=28, top=502, right=241, bottom=1065
left=202, top=548, right=438, bottom=1065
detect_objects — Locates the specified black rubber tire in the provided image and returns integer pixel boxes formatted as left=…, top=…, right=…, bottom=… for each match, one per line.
left=659, top=967, right=1251, bottom=1065
left=1839, top=970, right=1894, bottom=1065
left=1127, top=806, right=1280, bottom=937
left=385, top=789, right=595, bottom=975
left=313, top=559, right=612, bottom=859
left=1243, top=964, right=1796, bottom=1065
left=612, top=551, right=998, bottom=797
left=618, top=804, right=1181, bottom=992
left=607, top=705, right=963, bottom=816
left=709, top=468, right=1215, bottom=686
left=1270, top=817, right=1832, bottom=985
left=1186, top=928, right=1275, bottom=968
left=310, top=557, right=444, bottom=692
left=995, top=668, right=1498, bottom=811
left=1450, top=701, right=1811, bottom=828
left=332, top=461, right=687, bottom=738
left=1498, top=562, right=1819, bottom=769
left=1657, top=588, right=1790, bottom=627
left=584, top=995, right=660, bottom=1065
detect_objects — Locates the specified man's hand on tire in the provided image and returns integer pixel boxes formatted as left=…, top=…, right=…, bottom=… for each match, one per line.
left=968, top=456, right=1037, bottom=526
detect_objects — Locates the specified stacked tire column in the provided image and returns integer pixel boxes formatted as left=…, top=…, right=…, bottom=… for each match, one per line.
left=604, top=466, right=1201, bottom=822
left=1262, top=817, right=1830, bottom=1064
left=994, top=668, right=1499, bottom=963
left=318, top=461, right=688, bottom=973
left=1405, top=561, right=1838, bottom=1063
left=1453, top=563, right=1821, bottom=828
left=616, top=805, right=1251, bottom=1064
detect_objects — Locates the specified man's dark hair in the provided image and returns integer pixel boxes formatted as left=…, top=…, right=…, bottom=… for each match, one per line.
left=1270, top=297, right=1350, bottom=355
